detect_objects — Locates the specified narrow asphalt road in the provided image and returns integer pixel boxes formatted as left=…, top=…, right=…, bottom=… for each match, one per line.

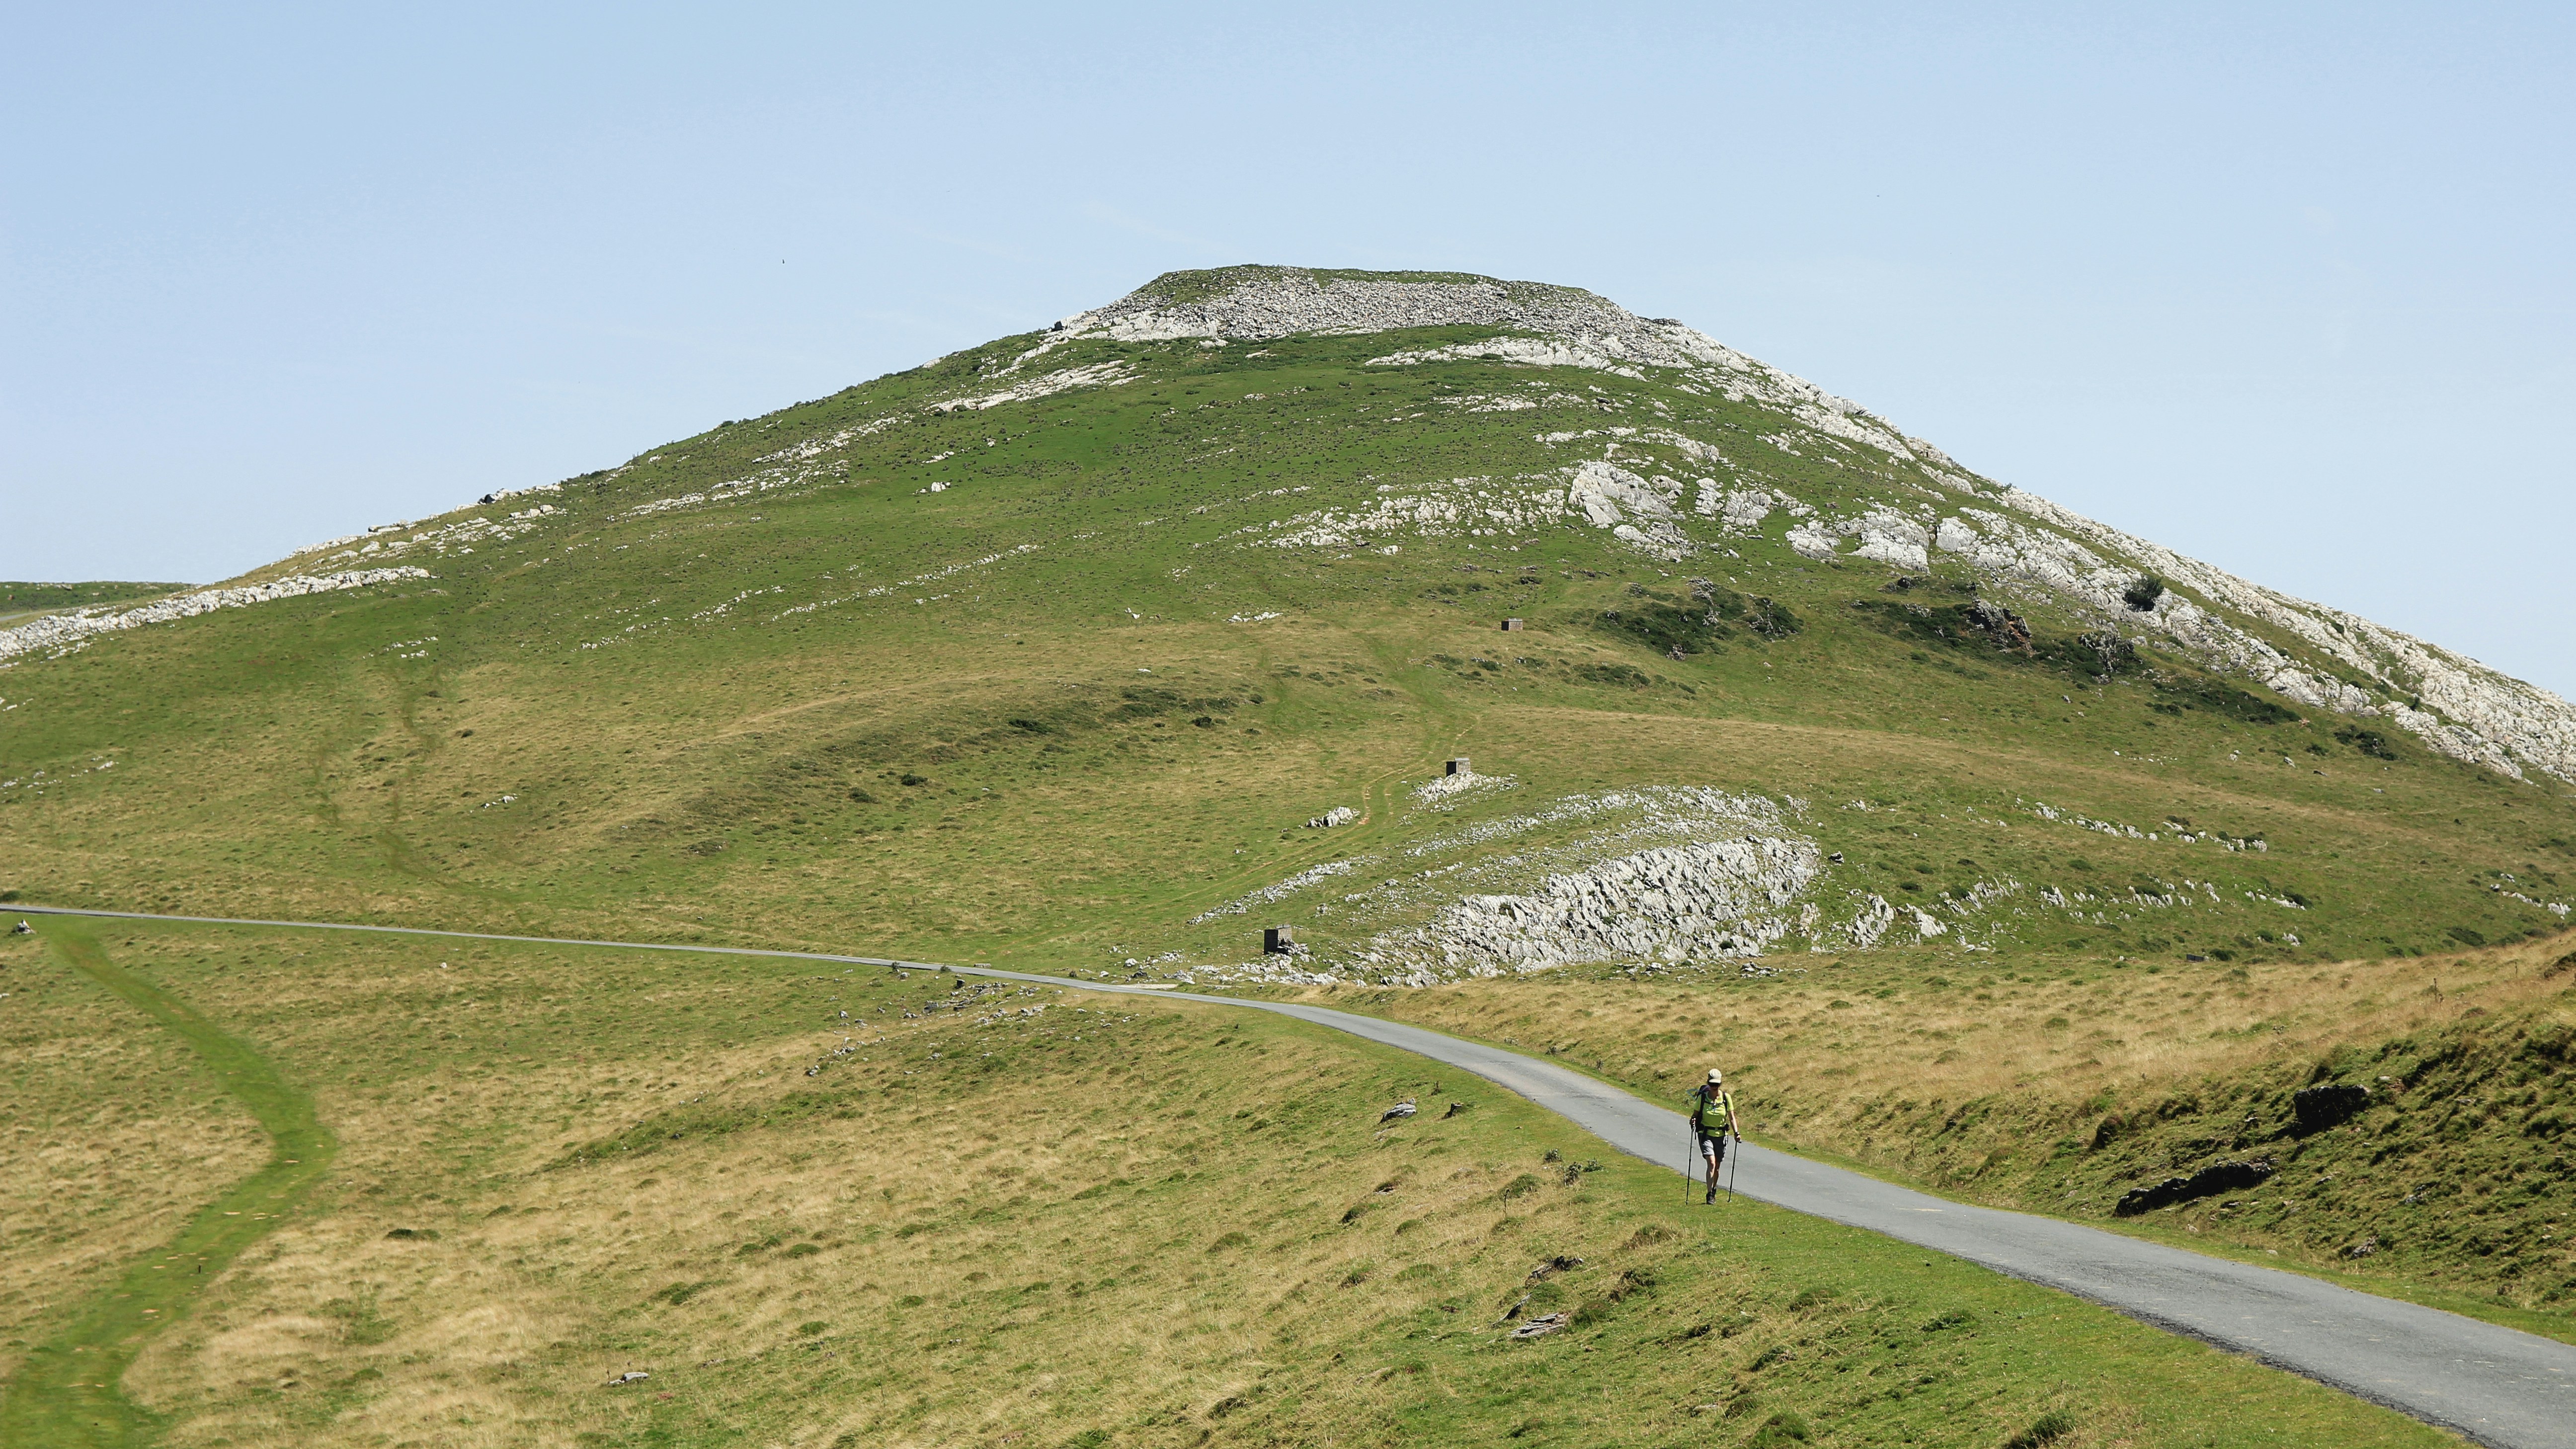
left=23, top=905, right=2576, bottom=1447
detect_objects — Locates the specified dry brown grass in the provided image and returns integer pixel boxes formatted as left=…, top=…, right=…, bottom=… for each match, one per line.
left=12, top=921, right=2475, bottom=1449
left=0, top=931, right=269, bottom=1383
left=112, top=981, right=1641, bottom=1448
left=1289, top=933, right=2576, bottom=1134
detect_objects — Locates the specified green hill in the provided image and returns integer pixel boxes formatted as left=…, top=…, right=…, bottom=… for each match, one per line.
left=4, top=266, right=2567, bottom=968
left=2, top=265, right=2570, bottom=1443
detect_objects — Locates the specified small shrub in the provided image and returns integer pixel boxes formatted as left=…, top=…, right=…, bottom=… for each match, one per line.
left=2005, top=1411, right=2078, bottom=1449
left=1498, top=1173, right=1543, bottom=1200
left=1747, top=1410, right=1811, bottom=1446
left=2123, top=575, right=2167, bottom=611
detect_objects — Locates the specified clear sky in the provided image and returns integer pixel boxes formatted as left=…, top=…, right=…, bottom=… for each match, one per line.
left=5, top=4, right=2570, bottom=694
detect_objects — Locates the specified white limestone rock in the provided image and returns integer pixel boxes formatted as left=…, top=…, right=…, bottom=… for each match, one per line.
left=0, top=569, right=433, bottom=666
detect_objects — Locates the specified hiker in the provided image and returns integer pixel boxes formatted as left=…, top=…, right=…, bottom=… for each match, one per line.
left=1690, top=1068, right=1739, bottom=1205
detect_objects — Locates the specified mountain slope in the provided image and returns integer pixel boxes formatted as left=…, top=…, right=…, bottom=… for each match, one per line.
left=3, top=264, right=2566, bottom=981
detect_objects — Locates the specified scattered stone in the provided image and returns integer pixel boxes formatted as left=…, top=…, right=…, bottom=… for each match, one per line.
left=2341, top=1237, right=2381, bottom=1259
left=1306, top=805, right=1359, bottom=829
left=0, top=567, right=432, bottom=665
left=1441, top=1101, right=1470, bottom=1119
left=1526, top=1255, right=1584, bottom=1281
left=1379, top=1101, right=1418, bottom=1123
left=1509, top=1312, right=1571, bottom=1339
left=609, top=1370, right=650, bottom=1386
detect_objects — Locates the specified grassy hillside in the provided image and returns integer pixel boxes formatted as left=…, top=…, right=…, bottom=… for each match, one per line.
left=1259, top=932, right=2576, bottom=1330
left=4, top=264, right=2573, bottom=1438
left=0, top=316, right=2564, bottom=965
left=0, top=917, right=2458, bottom=1448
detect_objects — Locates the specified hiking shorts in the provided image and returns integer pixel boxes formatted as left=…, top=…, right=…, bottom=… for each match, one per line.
left=1698, top=1134, right=1728, bottom=1159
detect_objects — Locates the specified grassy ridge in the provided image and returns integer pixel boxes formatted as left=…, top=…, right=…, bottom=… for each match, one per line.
left=1261, top=932, right=2576, bottom=1330
left=2, top=919, right=2453, bottom=1448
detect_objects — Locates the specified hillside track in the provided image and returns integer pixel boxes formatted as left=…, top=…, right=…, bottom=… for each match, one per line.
left=17, top=904, right=2576, bottom=1448
left=4, top=921, right=337, bottom=1448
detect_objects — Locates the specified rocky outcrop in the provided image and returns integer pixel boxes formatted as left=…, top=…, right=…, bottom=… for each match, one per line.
left=2113, top=1158, right=2275, bottom=1216
left=2292, top=1083, right=2372, bottom=1135
left=1359, top=836, right=1827, bottom=975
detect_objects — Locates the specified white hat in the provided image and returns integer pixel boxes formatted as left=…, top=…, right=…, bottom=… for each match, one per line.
left=1707, top=1068, right=1723, bottom=1084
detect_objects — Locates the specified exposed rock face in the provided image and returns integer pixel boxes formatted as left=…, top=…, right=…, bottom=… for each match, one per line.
left=1040, top=264, right=2576, bottom=784
left=2114, top=1158, right=2275, bottom=1216
left=2292, top=1082, right=2372, bottom=1135
left=1403, top=836, right=1827, bottom=971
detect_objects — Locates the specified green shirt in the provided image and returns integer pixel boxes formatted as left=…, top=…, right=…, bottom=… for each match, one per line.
left=1691, top=1085, right=1736, bottom=1138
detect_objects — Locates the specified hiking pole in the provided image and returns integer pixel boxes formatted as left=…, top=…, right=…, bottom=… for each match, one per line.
left=1681, top=1130, right=1693, bottom=1204
left=1727, top=1130, right=1741, bottom=1203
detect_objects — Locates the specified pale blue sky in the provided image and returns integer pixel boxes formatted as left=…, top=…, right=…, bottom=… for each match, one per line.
left=4, top=4, right=2570, bottom=694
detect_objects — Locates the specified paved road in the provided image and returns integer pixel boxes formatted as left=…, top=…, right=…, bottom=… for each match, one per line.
left=23, top=905, right=2576, bottom=1447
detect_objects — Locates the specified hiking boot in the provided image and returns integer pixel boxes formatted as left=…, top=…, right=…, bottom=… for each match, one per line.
left=1704, top=1185, right=1716, bottom=1205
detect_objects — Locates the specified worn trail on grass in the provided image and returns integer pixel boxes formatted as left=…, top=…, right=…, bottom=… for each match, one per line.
left=2, top=922, right=336, bottom=1448
left=20, top=904, right=2576, bottom=1448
